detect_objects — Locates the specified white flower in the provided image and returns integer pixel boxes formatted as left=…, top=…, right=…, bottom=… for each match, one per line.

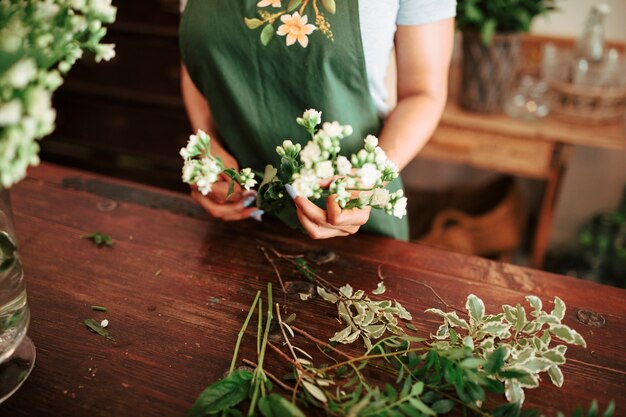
left=182, top=159, right=196, bottom=182
left=364, top=135, right=378, bottom=151
left=392, top=196, right=408, bottom=219
left=300, top=141, right=321, bottom=168
left=89, top=0, right=117, bottom=20
left=100, top=319, right=109, bottom=328
left=5, top=59, right=37, bottom=88
left=315, top=160, right=334, bottom=179
left=95, top=43, right=116, bottom=63
left=321, top=121, right=345, bottom=139
left=370, top=188, right=390, bottom=208
left=239, top=168, right=257, bottom=190
left=302, top=109, right=322, bottom=126
left=357, top=163, right=381, bottom=188
left=25, top=87, right=52, bottom=117
left=0, top=100, right=23, bottom=126
left=276, top=12, right=316, bottom=48
left=358, top=192, right=370, bottom=206
left=291, top=168, right=319, bottom=199
left=336, top=155, right=352, bottom=176
left=331, top=180, right=351, bottom=208
left=257, top=0, right=281, bottom=7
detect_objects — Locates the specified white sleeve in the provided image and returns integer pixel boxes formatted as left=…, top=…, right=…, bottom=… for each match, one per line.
left=180, top=0, right=187, bottom=13
left=397, top=0, right=457, bottom=26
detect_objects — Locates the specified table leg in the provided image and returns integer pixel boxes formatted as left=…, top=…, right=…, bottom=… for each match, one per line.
left=531, top=144, right=572, bottom=269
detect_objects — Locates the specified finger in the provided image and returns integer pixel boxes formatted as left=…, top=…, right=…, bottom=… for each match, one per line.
left=318, top=175, right=341, bottom=189
left=296, top=209, right=349, bottom=239
left=221, top=207, right=261, bottom=222
left=192, top=191, right=248, bottom=219
left=293, top=196, right=327, bottom=225
left=326, top=195, right=371, bottom=226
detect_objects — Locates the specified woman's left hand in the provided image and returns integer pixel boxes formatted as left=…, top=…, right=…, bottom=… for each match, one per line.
left=287, top=185, right=371, bottom=239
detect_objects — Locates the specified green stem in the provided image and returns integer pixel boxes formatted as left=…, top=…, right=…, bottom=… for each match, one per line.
left=248, top=283, right=273, bottom=416
left=229, top=291, right=262, bottom=375
left=257, top=299, right=263, bottom=356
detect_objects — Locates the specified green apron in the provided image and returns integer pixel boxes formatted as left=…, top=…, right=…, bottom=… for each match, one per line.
left=180, top=0, right=409, bottom=240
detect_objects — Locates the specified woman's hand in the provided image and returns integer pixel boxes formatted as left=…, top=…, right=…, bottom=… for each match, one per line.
left=191, top=153, right=262, bottom=222
left=285, top=184, right=371, bottom=239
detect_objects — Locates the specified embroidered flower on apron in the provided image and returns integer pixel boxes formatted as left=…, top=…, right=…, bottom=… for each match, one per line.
left=245, top=0, right=337, bottom=47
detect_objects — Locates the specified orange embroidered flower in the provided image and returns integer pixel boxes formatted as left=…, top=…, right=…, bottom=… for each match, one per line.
left=257, top=0, right=281, bottom=7
left=277, top=12, right=316, bottom=48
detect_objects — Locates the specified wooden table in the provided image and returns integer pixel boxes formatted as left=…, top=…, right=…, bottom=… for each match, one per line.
left=420, top=100, right=626, bottom=268
left=3, top=163, right=625, bottom=416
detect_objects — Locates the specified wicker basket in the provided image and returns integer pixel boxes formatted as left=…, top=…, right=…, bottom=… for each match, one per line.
left=549, top=80, right=626, bottom=124
left=418, top=177, right=525, bottom=257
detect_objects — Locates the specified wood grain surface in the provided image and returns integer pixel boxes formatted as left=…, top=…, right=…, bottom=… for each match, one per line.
left=2, top=163, right=624, bottom=417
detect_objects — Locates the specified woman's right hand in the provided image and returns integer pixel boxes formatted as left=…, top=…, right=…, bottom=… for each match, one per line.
left=191, top=178, right=262, bottom=221
left=190, top=153, right=262, bottom=221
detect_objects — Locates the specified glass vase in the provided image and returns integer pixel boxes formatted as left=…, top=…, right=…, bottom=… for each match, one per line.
left=0, top=187, right=35, bottom=403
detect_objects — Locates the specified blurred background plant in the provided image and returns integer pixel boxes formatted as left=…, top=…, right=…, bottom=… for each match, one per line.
left=0, top=0, right=117, bottom=188
left=456, top=0, right=557, bottom=44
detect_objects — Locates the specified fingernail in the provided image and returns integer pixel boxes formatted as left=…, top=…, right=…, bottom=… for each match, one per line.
left=243, top=195, right=256, bottom=208
left=251, top=209, right=264, bottom=222
left=285, top=184, right=297, bottom=200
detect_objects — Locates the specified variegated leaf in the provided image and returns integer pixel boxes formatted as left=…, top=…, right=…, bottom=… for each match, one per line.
left=339, top=284, right=353, bottom=298
left=302, top=380, right=328, bottom=404
left=316, top=287, right=338, bottom=303
left=329, top=326, right=352, bottom=342
left=466, top=294, right=485, bottom=325
left=549, top=324, right=586, bottom=347
left=551, top=296, right=566, bottom=321
left=372, top=281, right=386, bottom=295
left=504, top=379, right=525, bottom=404
left=548, top=365, right=564, bottom=387
left=525, top=295, right=543, bottom=317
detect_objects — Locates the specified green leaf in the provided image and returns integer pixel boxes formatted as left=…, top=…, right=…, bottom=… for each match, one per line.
left=485, top=346, right=507, bottom=374
left=81, top=232, right=113, bottom=247
left=226, top=180, right=236, bottom=200
left=602, top=401, right=615, bottom=417
left=480, top=19, right=497, bottom=45
left=410, top=381, right=424, bottom=396
left=317, top=287, right=338, bottom=303
left=244, top=18, right=263, bottom=29
left=320, top=0, right=336, bottom=15
left=372, top=281, right=386, bottom=295
left=287, top=0, right=302, bottom=12
left=302, top=380, right=328, bottom=404
left=551, top=297, right=566, bottom=321
left=83, top=318, right=113, bottom=340
left=431, top=399, right=455, bottom=414
left=260, top=24, right=274, bottom=46
left=466, top=294, right=485, bottom=324
left=525, top=296, right=543, bottom=317
left=188, top=370, right=253, bottom=417
left=587, top=400, right=599, bottom=417
left=504, top=380, right=524, bottom=405
left=550, top=324, right=587, bottom=347
left=408, top=398, right=436, bottom=416
left=258, top=394, right=306, bottom=417
left=547, top=365, right=564, bottom=387
left=492, top=401, right=521, bottom=417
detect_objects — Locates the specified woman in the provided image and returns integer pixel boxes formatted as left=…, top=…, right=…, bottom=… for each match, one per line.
left=179, top=0, right=455, bottom=240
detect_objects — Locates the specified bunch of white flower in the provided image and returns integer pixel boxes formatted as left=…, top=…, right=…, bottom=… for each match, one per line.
left=0, top=0, right=117, bottom=187
left=180, top=129, right=257, bottom=195
left=180, top=109, right=408, bottom=220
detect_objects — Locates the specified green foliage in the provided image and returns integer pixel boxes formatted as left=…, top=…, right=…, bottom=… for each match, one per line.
left=81, top=232, right=113, bottom=247
left=426, top=294, right=586, bottom=404
left=188, top=370, right=253, bottom=417
left=456, top=0, right=556, bottom=44
left=316, top=283, right=415, bottom=350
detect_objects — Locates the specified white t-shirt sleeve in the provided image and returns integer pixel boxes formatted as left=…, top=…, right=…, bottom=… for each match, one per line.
left=180, top=0, right=187, bottom=13
left=396, top=0, right=457, bottom=26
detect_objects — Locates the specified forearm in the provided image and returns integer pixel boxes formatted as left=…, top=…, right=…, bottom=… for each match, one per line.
left=380, top=19, right=454, bottom=171
left=379, top=90, right=446, bottom=170
left=181, top=64, right=236, bottom=168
